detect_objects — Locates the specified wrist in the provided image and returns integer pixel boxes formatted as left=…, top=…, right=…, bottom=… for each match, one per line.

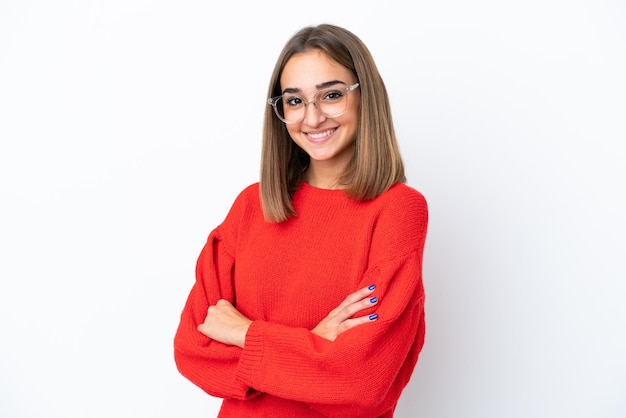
left=235, top=320, right=252, bottom=348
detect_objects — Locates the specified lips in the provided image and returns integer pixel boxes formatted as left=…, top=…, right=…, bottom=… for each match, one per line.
left=306, top=128, right=336, bottom=143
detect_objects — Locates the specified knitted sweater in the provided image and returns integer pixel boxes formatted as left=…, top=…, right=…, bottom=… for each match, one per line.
left=174, top=182, right=428, bottom=418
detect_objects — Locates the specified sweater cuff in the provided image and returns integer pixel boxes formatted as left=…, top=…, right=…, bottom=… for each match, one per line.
left=236, top=320, right=265, bottom=387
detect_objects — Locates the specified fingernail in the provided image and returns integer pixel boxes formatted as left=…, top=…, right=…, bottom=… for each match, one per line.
left=369, top=313, right=378, bottom=321
left=368, top=284, right=375, bottom=291
left=370, top=297, right=378, bottom=304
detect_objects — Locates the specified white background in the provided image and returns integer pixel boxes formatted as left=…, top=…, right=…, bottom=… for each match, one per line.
left=1, top=1, right=625, bottom=417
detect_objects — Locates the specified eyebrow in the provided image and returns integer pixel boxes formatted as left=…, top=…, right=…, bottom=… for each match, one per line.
left=282, top=80, right=347, bottom=95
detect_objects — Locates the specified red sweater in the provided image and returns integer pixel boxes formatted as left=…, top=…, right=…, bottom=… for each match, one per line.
left=174, top=182, right=428, bottom=417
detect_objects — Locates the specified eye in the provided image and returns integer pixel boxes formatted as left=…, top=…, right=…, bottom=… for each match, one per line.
left=284, top=95, right=304, bottom=108
left=319, top=89, right=344, bottom=102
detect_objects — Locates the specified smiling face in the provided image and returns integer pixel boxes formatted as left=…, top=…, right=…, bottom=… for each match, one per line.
left=280, top=49, right=360, bottom=186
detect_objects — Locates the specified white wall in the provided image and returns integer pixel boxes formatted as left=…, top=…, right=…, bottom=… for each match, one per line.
left=1, top=1, right=624, bottom=417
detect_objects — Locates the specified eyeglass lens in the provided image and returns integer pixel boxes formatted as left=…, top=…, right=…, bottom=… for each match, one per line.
left=275, top=87, right=350, bottom=124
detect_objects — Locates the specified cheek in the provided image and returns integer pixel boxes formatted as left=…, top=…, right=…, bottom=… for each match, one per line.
left=286, top=125, right=301, bottom=141
left=338, top=109, right=359, bottom=135
left=342, top=100, right=360, bottom=124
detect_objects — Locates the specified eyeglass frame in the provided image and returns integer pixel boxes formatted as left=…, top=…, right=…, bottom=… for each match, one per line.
left=267, top=82, right=360, bottom=124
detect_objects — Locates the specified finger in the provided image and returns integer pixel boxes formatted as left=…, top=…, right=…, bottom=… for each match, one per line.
left=348, top=284, right=376, bottom=303
left=340, top=294, right=378, bottom=319
left=336, top=311, right=379, bottom=334
left=334, top=284, right=376, bottom=313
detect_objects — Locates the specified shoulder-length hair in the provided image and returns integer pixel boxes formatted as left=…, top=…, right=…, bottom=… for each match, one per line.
left=260, top=23, right=406, bottom=222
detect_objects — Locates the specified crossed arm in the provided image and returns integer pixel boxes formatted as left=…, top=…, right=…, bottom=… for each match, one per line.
left=197, top=284, right=379, bottom=348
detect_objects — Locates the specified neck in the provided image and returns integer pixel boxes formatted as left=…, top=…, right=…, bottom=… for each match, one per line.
left=305, top=163, right=346, bottom=190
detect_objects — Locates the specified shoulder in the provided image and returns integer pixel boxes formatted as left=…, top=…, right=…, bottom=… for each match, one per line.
left=216, top=182, right=261, bottom=248
left=221, top=183, right=261, bottom=227
left=235, top=182, right=260, bottom=202
left=229, top=182, right=261, bottom=211
left=377, top=182, right=428, bottom=221
left=383, top=182, right=427, bottom=203
left=369, top=183, right=429, bottom=259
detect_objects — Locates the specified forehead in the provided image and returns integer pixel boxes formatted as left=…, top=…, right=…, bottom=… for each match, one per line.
left=280, top=50, right=353, bottom=91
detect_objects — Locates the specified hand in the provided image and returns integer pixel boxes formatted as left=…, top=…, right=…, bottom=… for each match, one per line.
left=311, top=285, right=379, bottom=342
left=197, top=299, right=252, bottom=348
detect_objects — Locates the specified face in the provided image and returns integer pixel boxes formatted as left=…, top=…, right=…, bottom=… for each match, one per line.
left=279, top=49, right=360, bottom=175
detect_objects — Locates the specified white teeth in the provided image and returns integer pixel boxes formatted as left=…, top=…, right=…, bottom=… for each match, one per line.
left=308, top=129, right=335, bottom=139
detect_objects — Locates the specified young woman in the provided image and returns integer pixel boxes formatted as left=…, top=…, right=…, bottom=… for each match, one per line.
left=174, top=23, right=429, bottom=418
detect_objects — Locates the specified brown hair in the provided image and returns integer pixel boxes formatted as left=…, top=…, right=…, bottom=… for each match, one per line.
left=260, top=24, right=406, bottom=222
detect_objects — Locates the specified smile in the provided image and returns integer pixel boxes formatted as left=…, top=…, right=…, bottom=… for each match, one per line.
left=307, top=128, right=336, bottom=141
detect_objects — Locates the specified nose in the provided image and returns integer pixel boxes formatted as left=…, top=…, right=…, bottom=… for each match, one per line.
left=302, top=100, right=326, bottom=125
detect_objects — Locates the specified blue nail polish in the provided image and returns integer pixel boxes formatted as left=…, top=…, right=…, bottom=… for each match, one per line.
left=369, top=313, right=378, bottom=321
left=368, top=284, right=375, bottom=291
left=370, top=297, right=378, bottom=304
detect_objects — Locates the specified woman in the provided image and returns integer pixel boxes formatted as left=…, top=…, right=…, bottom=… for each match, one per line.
left=174, top=23, right=428, bottom=417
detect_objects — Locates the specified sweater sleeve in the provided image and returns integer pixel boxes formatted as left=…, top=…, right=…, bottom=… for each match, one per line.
left=235, top=190, right=428, bottom=417
left=173, top=188, right=260, bottom=400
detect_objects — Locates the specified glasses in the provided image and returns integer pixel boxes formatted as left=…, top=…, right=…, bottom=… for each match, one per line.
left=268, top=82, right=360, bottom=124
